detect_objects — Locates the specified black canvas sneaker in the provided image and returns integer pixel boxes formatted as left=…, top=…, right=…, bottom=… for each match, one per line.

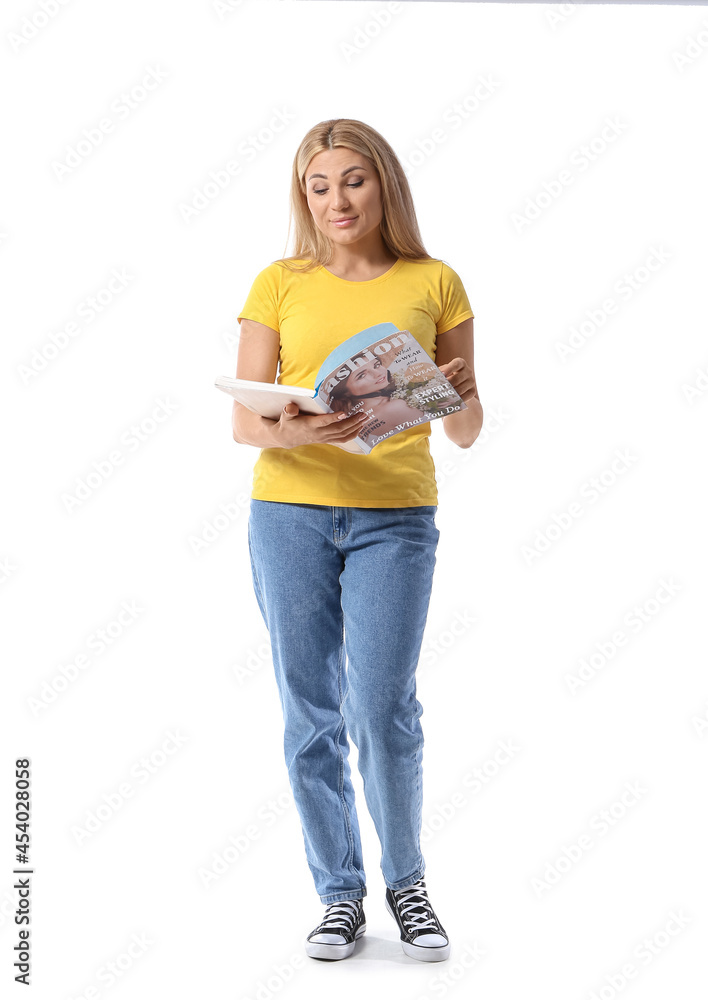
left=305, top=898, right=366, bottom=960
left=385, top=879, right=450, bottom=962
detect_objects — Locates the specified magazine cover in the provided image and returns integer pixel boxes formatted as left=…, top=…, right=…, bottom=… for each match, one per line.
left=218, top=322, right=467, bottom=454
left=313, top=322, right=467, bottom=452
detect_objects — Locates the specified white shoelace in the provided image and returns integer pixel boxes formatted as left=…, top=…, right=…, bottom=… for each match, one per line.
left=393, top=882, right=439, bottom=932
left=316, top=899, right=361, bottom=933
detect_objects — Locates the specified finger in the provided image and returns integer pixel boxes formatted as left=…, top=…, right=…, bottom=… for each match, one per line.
left=332, top=411, right=365, bottom=423
left=447, top=363, right=467, bottom=382
left=329, top=416, right=366, bottom=439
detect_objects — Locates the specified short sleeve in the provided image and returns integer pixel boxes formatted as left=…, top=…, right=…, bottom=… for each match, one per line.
left=437, top=262, right=474, bottom=335
left=237, top=263, right=281, bottom=332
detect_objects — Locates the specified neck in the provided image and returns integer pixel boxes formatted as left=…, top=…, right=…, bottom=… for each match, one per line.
left=328, top=233, right=396, bottom=275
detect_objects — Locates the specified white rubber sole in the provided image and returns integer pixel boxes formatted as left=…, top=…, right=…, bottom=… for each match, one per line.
left=385, top=898, right=450, bottom=962
left=305, top=922, right=366, bottom=961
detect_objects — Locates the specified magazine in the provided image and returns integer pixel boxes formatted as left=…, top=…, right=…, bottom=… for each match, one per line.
left=215, top=322, right=467, bottom=454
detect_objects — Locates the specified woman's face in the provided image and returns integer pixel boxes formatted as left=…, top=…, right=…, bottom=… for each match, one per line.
left=304, top=147, right=385, bottom=249
left=345, top=357, right=389, bottom=397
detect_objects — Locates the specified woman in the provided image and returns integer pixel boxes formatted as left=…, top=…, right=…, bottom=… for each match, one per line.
left=232, top=119, right=482, bottom=963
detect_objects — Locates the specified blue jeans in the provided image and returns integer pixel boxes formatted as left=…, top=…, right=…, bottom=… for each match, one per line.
left=247, top=499, right=440, bottom=904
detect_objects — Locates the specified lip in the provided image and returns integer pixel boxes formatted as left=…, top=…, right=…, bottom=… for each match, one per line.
left=332, top=217, right=357, bottom=226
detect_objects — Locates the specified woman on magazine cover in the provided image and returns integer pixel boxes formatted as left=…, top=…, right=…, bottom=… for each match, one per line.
left=232, top=119, right=482, bottom=963
left=327, top=353, right=429, bottom=436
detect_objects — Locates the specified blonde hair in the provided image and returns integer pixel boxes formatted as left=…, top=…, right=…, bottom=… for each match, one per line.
left=276, top=119, right=435, bottom=273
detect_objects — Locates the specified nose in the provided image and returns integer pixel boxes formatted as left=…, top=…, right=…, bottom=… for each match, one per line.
left=331, top=189, right=351, bottom=210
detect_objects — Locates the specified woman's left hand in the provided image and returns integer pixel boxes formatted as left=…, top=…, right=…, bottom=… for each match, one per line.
left=437, top=358, right=478, bottom=404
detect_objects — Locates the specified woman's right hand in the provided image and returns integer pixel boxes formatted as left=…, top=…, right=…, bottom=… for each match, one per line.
left=274, top=403, right=367, bottom=449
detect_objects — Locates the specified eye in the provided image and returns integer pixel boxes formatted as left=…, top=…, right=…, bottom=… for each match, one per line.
left=313, top=180, right=364, bottom=195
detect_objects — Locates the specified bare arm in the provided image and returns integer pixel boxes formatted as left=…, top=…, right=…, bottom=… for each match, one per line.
left=231, top=319, right=284, bottom=448
left=232, top=404, right=284, bottom=449
left=231, top=318, right=367, bottom=449
left=435, top=317, right=483, bottom=449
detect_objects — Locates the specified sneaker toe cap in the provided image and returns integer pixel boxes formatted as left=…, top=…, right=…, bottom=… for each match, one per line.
left=415, top=933, right=448, bottom=948
left=308, top=932, right=347, bottom=945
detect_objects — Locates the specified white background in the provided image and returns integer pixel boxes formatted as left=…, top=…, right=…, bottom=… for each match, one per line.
left=2, top=2, right=708, bottom=998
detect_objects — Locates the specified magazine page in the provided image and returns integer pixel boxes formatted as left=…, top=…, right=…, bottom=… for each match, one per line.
left=213, top=377, right=325, bottom=419
left=313, top=322, right=467, bottom=451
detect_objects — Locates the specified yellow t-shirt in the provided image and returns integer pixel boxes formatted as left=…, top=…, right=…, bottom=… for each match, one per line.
left=236, top=256, right=474, bottom=508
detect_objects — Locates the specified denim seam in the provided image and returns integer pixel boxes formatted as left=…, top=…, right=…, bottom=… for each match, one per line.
left=320, top=887, right=367, bottom=904
left=336, top=609, right=359, bottom=887
left=386, top=867, right=426, bottom=892
left=403, top=693, right=424, bottom=880
left=332, top=506, right=351, bottom=544
left=414, top=712, right=424, bottom=872
left=247, top=523, right=266, bottom=613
